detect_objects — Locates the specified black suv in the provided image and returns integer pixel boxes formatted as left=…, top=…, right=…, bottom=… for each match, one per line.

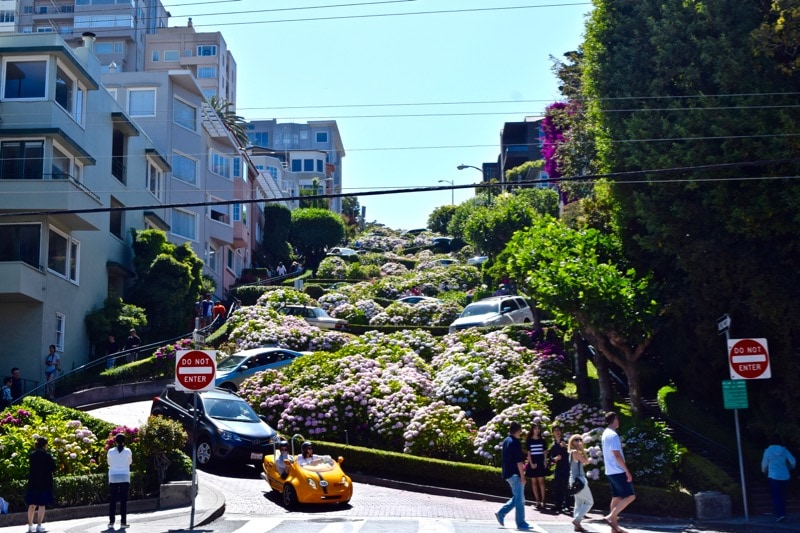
left=150, top=385, right=278, bottom=466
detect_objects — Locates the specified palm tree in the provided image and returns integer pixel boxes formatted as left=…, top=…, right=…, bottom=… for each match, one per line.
left=208, top=95, right=249, bottom=148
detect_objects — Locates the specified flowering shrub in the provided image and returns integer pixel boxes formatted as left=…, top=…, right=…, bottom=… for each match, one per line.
left=621, top=421, right=682, bottom=487
left=153, top=338, right=193, bottom=360
left=317, top=256, right=348, bottom=279
left=380, top=262, right=408, bottom=276
left=489, top=370, right=552, bottom=413
left=318, top=292, right=350, bottom=314
left=255, top=287, right=314, bottom=308
left=474, top=404, right=549, bottom=463
left=402, top=401, right=476, bottom=461
left=369, top=386, right=425, bottom=450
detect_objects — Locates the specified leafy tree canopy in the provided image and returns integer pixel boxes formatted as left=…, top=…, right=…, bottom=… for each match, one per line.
left=427, top=204, right=457, bottom=235
left=289, top=208, right=346, bottom=273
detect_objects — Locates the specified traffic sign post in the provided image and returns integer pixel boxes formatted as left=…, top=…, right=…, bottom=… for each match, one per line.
left=175, top=350, right=217, bottom=392
left=722, top=379, right=748, bottom=410
left=175, top=350, right=217, bottom=529
left=727, top=338, right=771, bottom=380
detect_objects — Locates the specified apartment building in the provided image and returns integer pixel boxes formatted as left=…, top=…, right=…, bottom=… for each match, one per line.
left=15, top=0, right=170, bottom=72
left=246, top=119, right=345, bottom=214
left=0, top=33, right=169, bottom=385
left=102, top=67, right=245, bottom=298
left=145, top=19, right=236, bottom=106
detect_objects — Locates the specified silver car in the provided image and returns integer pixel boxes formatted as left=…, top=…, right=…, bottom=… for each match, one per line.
left=278, top=305, right=348, bottom=331
left=448, top=296, right=534, bottom=333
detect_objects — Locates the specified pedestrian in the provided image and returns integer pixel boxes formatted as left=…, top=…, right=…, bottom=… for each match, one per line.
left=108, top=433, right=132, bottom=529
left=549, top=425, right=570, bottom=514
left=761, top=435, right=796, bottom=522
left=106, top=334, right=120, bottom=369
left=568, top=434, right=594, bottom=532
left=495, top=421, right=532, bottom=531
left=10, top=367, right=22, bottom=400
left=26, top=437, right=56, bottom=533
left=123, top=329, right=141, bottom=351
left=44, top=345, right=61, bottom=398
left=276, top=262, right=287, bottom=276
left=1, top=376, right=12, bottom=409
left=1, top=376, right=12, bottom=410
left=212, top=300, right=227, bottom=323
left=200, top=294, right=213, bottom=327
left=601, top=411, right=635, bottom=532
left=525, top=422, right=548, bottom=509
left=276, top=440, right=293, bottom=479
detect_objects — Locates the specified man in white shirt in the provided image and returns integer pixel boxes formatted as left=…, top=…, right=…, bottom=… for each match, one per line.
left=601, top=411, right=635, bottom=532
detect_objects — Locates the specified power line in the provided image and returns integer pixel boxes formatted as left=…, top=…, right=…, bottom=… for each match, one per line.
left=165, top=0, right=420, bottom=18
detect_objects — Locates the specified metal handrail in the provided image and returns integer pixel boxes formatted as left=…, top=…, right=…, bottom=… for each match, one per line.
left=13, top=317, right=223, bottom=404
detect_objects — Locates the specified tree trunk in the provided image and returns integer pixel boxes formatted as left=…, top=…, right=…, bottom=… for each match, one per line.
left=572, top=332, right=592, bottom=404
left=592, top=348, right=614, bottom=412
left=620, top=359, right=643, bottom=417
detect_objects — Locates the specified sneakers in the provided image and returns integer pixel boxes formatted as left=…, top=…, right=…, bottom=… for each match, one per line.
left=108, top=523, right=115, bottom=529
left=121, top=523, right=130, bottom=528
left=517, top=525, right=532, bottom=531
left=494, top=511, right=504, bottom=526
left=27, top=526, right=34, bottom=533
left=36, top=526, right=46, bottom=533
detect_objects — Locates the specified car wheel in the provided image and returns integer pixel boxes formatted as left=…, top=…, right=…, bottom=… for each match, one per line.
left=282, top=484, right=297, bottom=508
left=220, top=382, right=237, bottom=392
left=196, top=438, right=213, bottom=466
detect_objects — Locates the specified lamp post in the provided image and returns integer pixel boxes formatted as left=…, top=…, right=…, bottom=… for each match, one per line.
left=457, top=164, right=490, bottom=204
left=438, top=179, right=454, bottom=205
left=457, top=164, right=483, bottom=175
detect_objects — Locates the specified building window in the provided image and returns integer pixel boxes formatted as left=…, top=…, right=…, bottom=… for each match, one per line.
left=172, top=209, right=197, bottom=240
left=151, top=50, right=159, bottom=62
left=173, top=98, right=196, bottom=131
left=128, top=88, right=156, bottom=116
left=303, top=159, right=314, bottom=172
left=0, top=141, right=44, bottom=180
left=232, top=203, right=242, bottom=222
left=95, top=42, right=114, bottom=54
left=197, top=45, right=217, bottom=57
left=201, top=88, right=217, bottom=101
left=147, top=160, right=163, bottom=200
left=316, top=131, right=328, bottom=143
left=291, top=159, right=301, bottom=172
left=206, top=243, right=217, bottom=271
left=109, top=198, right=123, bottom=239
left=69, top=239, right=79, bottom=282
left=208, top=196, right=230, bottom=224
left=0, top=223, right=41, bottom=268
left=172, top=152, right=197, bottom=185
left=55, top=312, right=65, bottom=351
left=115, top=42, right=123, bottom=54
left=48, top=227, right=68, bottom=276
left=316, top=160, right=323, bottom=172
left=55, top=65, right=74, bottom=114
left=210, top=151, right=230, bottom=178
left=232, top=156, right=241, bottom=178
left=3, top=58, right=47, bottom=99
left=0, top=11, right=15, bottom=23
left=247, top=131, right=268, bottom=147
left=51, top=145, right=72, bottom=180
left=164, top=50, right=179, bottom=61
left=226, top=248, right=234, bottom=271
left=197, top=66, right=217, bottom=78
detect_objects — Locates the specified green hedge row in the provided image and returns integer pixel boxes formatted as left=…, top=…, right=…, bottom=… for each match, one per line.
left=314, top=441, right=696, bottom=517
left=2, top=472, right=145, bottom=513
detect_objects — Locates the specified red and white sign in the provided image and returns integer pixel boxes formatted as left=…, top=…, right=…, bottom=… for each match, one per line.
left=175, top=350, right=217, bottom=392
left=728, top=338, right=770, bottom=380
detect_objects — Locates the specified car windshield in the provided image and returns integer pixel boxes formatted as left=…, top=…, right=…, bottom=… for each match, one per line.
left=311, top=308, right=331, bottom=318
left=461, top=302, right=499, bottom=317
left=216, top=355, right=247, bottom=372
left=204, top=398, right=260, bottom=422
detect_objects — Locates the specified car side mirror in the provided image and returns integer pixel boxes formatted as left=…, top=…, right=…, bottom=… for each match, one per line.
left=238, top=366, right=248, bottom=372
left=501, top=307, right=511, bottom=314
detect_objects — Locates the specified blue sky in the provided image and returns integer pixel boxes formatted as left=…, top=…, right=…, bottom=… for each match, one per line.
left=165, top=1, right=592, bottom=230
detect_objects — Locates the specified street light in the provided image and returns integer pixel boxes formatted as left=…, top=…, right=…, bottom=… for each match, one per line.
left=457, top=164, right=483, bottom=175
left=458, top=163, right=491, bottom=204
left=438, top=179, right=454, bottom=205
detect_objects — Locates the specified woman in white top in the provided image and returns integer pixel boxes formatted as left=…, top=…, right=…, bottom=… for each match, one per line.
left=568, top=434, right=594, bottom=533
left=107, top=433, right=133, bottom=529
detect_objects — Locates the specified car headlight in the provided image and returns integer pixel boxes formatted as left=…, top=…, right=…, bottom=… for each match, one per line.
left=219, top=430, right=241, bottom=442
left=307, top=478, right=317, bottom=489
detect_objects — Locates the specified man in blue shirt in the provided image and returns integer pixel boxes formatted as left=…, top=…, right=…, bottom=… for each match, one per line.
left=496, top=421, right=532, bottom=530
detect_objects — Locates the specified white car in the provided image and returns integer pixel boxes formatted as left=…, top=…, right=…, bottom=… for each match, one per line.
left=448, top=296, right=534, bottom=333
left=278, top=305, right=348, bottom=331
left=326, top=247, right=358, bottom=257
left=466, top=256, right=489, bottom=266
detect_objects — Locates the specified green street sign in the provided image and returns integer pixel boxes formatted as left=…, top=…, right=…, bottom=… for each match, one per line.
left=722, top=379, right=748, bottom=410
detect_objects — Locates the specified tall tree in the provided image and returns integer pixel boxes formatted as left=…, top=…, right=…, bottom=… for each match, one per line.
left=208, top=95, right=249, bottom=148
left=501, top=216, right=661, bottom=415
left=289, top=208, right=346, bottom=274
left=259, top=203, right=293, bottom=267
left=582, top=0, right=800, bottom=434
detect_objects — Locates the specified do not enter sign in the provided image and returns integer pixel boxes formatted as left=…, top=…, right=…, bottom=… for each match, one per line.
left=175, top=350, right=217, bottom=392
left=728, top=338, right=771, bottom=380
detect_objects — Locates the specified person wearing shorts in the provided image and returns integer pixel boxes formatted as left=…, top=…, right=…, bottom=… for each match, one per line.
left=601, top=412, right=635, bottom=532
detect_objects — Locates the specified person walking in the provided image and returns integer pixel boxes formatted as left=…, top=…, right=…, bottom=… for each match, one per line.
left=568, top=434, right=594, bottom=532
left=762, top=436, right=796, bottom=522
left=107, top=433, right=133, bottom=529
left=601, top=412, right=635, bottom=532
left=525, top=423, right=548, bottom=509
left=549, top=425, right=570, bottom=514
left=495, top=421, right=532, bottom=531
left=10, top=367, right=22, bottom=400
left=26, top=437, right=56, bottom=533
left=1, top=376, right=12, bottom=410
left=43, top=345, right=61, bottom=399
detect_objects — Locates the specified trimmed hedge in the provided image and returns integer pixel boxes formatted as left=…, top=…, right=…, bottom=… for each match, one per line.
left=2, top=472, right=145, bottom=513
left=313, top=441, right=697, bottom=517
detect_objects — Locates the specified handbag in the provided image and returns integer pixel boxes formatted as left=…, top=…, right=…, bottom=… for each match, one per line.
left=568, top=477, right=585, bottom=495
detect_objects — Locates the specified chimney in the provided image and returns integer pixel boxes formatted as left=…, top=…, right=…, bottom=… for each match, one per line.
left=188, top=18, right=193, bottom=28
left=81, top=32, right=96, bottom=49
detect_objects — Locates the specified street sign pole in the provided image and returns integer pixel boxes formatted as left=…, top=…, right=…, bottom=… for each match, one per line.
left=719, top=315, right=748, bottom=522
left=190, top=392, right=198, bottom=530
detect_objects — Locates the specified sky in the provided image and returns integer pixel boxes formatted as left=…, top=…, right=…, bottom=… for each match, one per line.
left=164, top=0, right=593, bottom=231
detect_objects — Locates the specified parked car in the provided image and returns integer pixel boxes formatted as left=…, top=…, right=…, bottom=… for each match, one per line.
left=261, top=437, right=353, bottom=507
left=431, top=237, right=453, bottom=251
left=150, top=385, right=278, bottom=466
left=326, top=247, right=358, bottom=257
left=431, top=258, right=459, bottom=267
left=397, top=295, right=441, bottom=305
left=215, top=347, right=308, bottom=392
left=448, top=295, right=534, bottom=333
left=401, top=228, right=427, bottom=235
left=278, top=305, right=348, bottom=331
left=466, top=256, right=489, bottom=266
